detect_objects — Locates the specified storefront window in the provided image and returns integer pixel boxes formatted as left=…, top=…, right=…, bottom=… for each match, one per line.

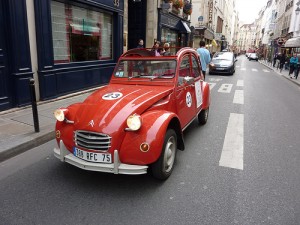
left=51, top=1, right=113, bottom=64
left=161, top=28, right=178, bottom=54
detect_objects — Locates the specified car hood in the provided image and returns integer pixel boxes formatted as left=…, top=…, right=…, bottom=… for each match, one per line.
left=212, top=59, right=233, bottom=66
left=73, top=84, right=173, bottom=134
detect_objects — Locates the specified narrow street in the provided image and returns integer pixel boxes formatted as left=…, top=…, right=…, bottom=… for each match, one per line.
left=1, top=56, right=299, bottom=225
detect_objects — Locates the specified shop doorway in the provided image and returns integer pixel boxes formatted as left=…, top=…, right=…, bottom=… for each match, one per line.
left=128, top=0, right=147, bottom=49
left=0, top=1, right=12, bottom=111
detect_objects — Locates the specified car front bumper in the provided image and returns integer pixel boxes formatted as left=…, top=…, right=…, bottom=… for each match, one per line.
left=210, top=66, right=234, bottom=74
left=54, top=140, right=148, bottom=175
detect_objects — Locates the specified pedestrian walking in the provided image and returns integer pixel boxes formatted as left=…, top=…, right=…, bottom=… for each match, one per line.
left=276, top=53, right=281, bottom=70
left=279, top=53, right=286, bottom=73
left=196, top=40, right=211, bottom=80
left=273, top=53, right=278, bottom=67
left=294, top=61, right=300, bottom=79
left=285, top=54, right=290, bottom=70
left=289, top=53, right=299, bottom=78
left=136, top=39, right=144, bottom=48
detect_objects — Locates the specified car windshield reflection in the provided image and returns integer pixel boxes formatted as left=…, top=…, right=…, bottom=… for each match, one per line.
left=213, top=52, right=233, bottom=61
left=114, top=60, right=177, bottom=80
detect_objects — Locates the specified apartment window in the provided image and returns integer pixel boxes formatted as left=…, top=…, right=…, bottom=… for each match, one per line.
left=51, top=1, right=113, bottom=64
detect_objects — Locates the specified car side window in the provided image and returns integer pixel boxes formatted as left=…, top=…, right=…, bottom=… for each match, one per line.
left=191, top=55, right=201, bottom=78
left=178, top=55, right=191, bottom=86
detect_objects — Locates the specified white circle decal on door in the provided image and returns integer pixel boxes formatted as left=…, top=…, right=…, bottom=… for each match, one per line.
left=186, top=92, right=192, bottom=107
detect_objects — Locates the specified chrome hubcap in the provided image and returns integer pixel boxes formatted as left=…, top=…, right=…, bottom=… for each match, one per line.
left=164, top=136, right=176, bottom=173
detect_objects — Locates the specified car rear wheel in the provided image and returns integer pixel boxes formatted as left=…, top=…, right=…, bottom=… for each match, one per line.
left=198, top=107, right=209, bottom=125
left=151, top=129, right=177, bottom=180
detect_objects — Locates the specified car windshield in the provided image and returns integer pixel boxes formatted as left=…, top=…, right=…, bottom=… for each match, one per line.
left=114, top=60, right=177, bottom=79
left=212, top=52, right=233, bottom=61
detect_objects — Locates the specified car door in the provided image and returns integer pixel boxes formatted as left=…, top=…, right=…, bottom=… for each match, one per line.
left=191, top=54, right=203, bottom=113
left=176, top=54, right=197, bottom=129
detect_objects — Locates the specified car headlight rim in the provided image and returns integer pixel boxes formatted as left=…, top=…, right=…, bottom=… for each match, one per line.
left=54, top=108, right=67, bottom=122
left=126, top=114, right=142, bottom=131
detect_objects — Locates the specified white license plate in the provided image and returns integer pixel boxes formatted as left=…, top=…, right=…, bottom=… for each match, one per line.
left=216, top=68, right=225, bottom=70
left=73, top=147, right=112, bottom=163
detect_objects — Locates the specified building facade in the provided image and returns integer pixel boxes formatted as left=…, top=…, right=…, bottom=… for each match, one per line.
left=0, top=0, right=124, bottom=111
left=0, top=0, right=33, bottom=111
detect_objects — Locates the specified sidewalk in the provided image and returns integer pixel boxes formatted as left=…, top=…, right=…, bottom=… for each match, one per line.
left=259, top=59, right=300, bottom=87
left=0, top=87, right=99, bottom=162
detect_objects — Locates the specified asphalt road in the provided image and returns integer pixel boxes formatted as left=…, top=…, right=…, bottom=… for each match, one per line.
left=1, top=56, right=300, bottom=225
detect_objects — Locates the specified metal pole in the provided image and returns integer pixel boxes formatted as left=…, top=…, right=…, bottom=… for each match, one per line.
left=29, top=78, right=40, bottom=132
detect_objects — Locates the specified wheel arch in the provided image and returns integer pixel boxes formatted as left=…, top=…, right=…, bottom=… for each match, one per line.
left=168, top=117, right=185, bottom=151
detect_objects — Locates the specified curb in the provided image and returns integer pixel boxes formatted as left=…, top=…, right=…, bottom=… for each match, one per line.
left=0, top=129, right=55, bottom=163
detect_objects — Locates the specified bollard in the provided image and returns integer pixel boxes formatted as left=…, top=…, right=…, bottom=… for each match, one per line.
left=29, top=78, right=40, bottom=132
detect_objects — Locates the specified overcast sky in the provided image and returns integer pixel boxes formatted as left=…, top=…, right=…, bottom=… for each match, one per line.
left=235, top=0, right=269, bottom=24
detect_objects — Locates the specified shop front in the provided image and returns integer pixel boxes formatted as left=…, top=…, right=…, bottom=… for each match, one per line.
left=158, top=9, right=191, bottom=53
left=34, top=0, right=124, bottom=100
left=0, top=0, right=33, bottom=111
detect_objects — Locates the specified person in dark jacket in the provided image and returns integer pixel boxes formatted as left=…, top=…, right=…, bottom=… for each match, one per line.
left=137, top=39, right=144, bottom=48
left=279, top=53, right=286, bottom=72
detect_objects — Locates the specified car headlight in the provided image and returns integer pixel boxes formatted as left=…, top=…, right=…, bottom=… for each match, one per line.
left=54, top=108, right=68, bottom=122
left=126, top=114, right=142, bottom=131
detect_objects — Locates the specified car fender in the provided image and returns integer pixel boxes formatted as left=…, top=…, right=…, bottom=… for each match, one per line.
left=119, top=110, right=183, bottom=165
left=202, top=82, right=210, bottom=109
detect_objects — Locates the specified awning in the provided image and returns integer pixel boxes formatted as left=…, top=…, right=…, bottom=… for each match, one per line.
left=70, top=23, right=100, bottom=36
left=284, top=37, right=300, bottom=48
left=178, top=21, right=191, bottom=33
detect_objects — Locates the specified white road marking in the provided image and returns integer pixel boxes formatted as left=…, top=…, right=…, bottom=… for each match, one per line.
left=219, top=113, right=244, bottom=170
left=233, top=90, right=244, bottom=104
left=208, top=83, right=216, bottom=90
left=241, top=68, right=246, bottom=71
left=263, top=69, right=270, bottom=73
left=236, top=65, right=240, bottom=68
left=209, top=78, right=223, bottom=82
left=252, top=68, right=258, bottom=72
left=218, top=84, right=233, bottom=93
left=237, top=80, right=244, bottom=87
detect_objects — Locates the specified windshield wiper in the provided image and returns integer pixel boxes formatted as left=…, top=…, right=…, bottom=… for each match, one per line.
left=128, top=74, right=140, bottom=80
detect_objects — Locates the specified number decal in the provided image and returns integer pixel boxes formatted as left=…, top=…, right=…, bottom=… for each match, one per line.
left=102, top=92, right=123, bottom=100
left=186, top=92, right=192, bottom=107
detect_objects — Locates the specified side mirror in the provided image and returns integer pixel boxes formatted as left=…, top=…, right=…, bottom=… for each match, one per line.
left=184, top=76, right=194, bottom=84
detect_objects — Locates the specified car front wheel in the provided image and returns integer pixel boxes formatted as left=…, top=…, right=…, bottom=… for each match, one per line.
left=198, top=107, right=209, bottom=125
left=151, top=129, right=177, bottom=180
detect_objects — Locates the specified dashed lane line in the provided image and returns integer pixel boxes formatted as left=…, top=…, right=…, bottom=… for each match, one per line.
left=237, top=80, right=244, bottom=87
left=218, top=84, right=233, bottom=93
left=219, top=113, right=244, bottom=170
left=233, top=90, right=244, bottom=104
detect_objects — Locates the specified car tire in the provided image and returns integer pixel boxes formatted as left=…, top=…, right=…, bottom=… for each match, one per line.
left=198, top=107, right=209, bottom=125
left=151, top=129, right=177, bottom=180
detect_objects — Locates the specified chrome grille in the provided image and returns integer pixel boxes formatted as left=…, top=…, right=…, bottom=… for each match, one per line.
left=74, top=130, right=111, bottom=151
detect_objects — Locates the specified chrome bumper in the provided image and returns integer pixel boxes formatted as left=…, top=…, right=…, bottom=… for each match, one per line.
left=54, top=140, right=148, bottom=175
